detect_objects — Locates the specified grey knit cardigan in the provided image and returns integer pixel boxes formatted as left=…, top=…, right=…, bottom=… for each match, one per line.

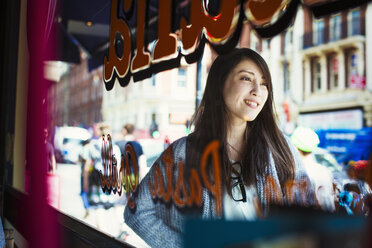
left=124, top=136, right=316, bottom=248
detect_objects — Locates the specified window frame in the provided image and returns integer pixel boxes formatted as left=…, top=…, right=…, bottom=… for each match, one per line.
left=312, top=57, right=322, bottom=93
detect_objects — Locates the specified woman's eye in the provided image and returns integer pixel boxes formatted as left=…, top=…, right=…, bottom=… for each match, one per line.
left=242, top=77, right=251, bottom=82
left=261, top=82, right=268, bottom=87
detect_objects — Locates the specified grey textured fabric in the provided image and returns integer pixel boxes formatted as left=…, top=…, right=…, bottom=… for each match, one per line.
left=124, top=136, right=316, bottom=248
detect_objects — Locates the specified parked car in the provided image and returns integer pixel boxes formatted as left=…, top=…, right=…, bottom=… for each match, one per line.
left=54, top=126, right=92, bottom=164
left=312, top=147, right=349, bottom=185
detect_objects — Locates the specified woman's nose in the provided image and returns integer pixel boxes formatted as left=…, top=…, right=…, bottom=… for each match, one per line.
left=250, top=83, right=261, bottom=96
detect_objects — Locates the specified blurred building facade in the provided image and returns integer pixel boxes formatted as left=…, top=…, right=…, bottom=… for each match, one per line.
left=238, top=3, right=372, bottom=132
left=297, top=3, right=371, bottom=130
left=48, top=53, right=103, bottom=129
left=48, top=2, right=372, bottom=137
left=101, top=48, right=212, bottom=141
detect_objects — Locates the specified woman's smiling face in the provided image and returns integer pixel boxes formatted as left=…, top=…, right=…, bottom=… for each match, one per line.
left=223, top=59, right=269, bottom=124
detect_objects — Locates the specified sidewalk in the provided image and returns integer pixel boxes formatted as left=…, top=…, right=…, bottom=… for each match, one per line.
left=56, top=163, right=149, bottom=247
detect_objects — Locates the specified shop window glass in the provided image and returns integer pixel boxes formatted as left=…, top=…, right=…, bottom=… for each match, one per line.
left=7, top=2, right=372, bottom=247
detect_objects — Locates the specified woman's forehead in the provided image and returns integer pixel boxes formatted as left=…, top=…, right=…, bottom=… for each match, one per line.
left=232, top=59, right=263, bottom=76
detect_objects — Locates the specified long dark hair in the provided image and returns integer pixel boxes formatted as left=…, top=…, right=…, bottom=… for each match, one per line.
left=187, top=48, right=295, bottom=195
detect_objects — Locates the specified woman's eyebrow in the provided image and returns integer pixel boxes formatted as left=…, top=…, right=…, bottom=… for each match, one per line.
left=237, top=69, right=255, bottom=76
left=238, top=69, right=265, bottom=79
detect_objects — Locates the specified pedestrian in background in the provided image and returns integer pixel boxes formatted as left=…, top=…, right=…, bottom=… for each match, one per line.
left=343, top=160, right=372, bottom=215
left=79, top=137, right=91, bottom=217
left=83, top=123, right=121, bottom=207
left=291, top=126, right=335, bottom=212
left=116, top=124, right=148, bottom=182
left=124, top=48, right=317, bottom=248
left=44, top=128, right=56, bottom=173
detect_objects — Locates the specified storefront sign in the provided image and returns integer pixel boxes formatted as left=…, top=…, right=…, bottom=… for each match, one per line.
left=98, top=134, right=223, bottom=213
left=103, top=0, right=369, bottom=90
left=298, top=109, right=364, bottom=130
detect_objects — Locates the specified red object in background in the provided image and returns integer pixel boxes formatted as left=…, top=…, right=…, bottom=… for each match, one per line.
left=164, top=136, right=170, bottom=145
left=351, top=160, right=368, bottom=171
left=348, top=160, right=369, bottom=181
left=350, top=75, right=366, bottom=89
left=134, top=129, right=152, bottom=139
left=332, top=57, right=338, bottom=72
left=283, top=101, right=290, bottom=122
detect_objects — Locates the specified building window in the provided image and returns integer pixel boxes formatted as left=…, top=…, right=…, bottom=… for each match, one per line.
left=328, top=54, right=339, bottom=90
left=312, top=58, right=322, bottom=92
left=330, top=15, right=341, bottom=41
left=349, top=9, right=361, bottom=36
left=282, top=29, right=292, bottom=54
left=250, top=32, right=259, bottom=51
left=346, top=49, right=360, bottom=88
left=283, top=61, right=290, bottom=93
left=285, top=29, right=293, bottom=46
left=313, top=19, right=324, bottom=45
left=263, top=39, right=271, bottom=51
left=177, top=68, right=187, bottom=87
left=151, top=74, right=156, bottom=86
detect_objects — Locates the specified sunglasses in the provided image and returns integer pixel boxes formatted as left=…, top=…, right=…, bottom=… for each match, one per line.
left=231, top=161, right=247, bottom=203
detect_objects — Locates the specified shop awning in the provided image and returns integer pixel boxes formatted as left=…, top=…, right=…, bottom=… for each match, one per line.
left=51, top=0, right=199, bottom=70
left=50, top=0, right=371, bottom=71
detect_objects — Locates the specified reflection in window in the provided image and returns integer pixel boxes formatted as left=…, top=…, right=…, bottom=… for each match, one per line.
left=330, top=15, right=341, bottom=42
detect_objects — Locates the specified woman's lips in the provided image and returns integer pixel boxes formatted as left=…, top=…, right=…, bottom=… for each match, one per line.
left=244, top=99, right=259, bottom=109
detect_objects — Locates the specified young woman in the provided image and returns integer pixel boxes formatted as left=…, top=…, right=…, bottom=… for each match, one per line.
left=124, top=48, right=316, bottom=248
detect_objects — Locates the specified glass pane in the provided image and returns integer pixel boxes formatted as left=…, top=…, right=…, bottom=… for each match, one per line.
left=5, top=2, right=371, bottom=247
left=351, top=10, right=361, bottom=35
